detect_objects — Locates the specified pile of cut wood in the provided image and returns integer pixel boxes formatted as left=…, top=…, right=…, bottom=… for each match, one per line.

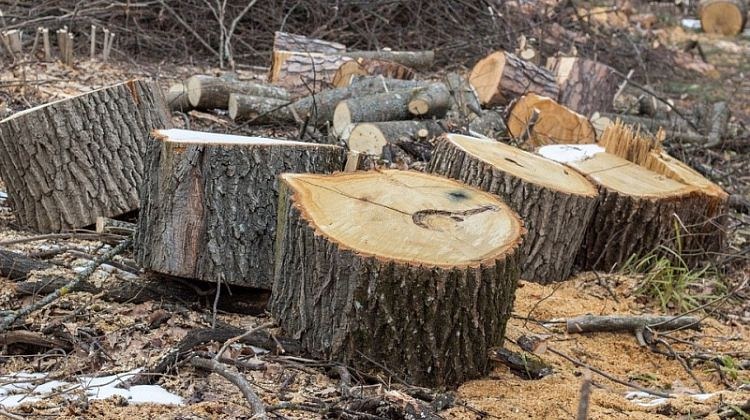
left=0, top=32, right=729, bottom=389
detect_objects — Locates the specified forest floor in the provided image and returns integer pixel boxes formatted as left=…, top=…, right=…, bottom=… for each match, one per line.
left=1, top=6, right=750, bottom=420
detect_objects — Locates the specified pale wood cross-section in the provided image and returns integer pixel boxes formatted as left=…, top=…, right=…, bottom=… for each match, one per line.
left=507, top=93, right=597, bottom=148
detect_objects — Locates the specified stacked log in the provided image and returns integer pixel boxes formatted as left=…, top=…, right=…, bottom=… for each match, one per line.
left=332, top=58, right=416, bottom=87
left=0, top=80, right=170, bottom=233
left=428, top=134, right=598, bottom=283
left=699, top=0, right=747, bottom=35
left=546, top=57, right=619, bottom=117
left=507, top=93, right=597, bottom=148
left=270, top=170, right=524, bottom=387
left=469, top=50, right=559, bottom=107
left=135, top=129, right=346, bottom=289
left=186, top=75, right=289, bottom=111
left=343, top=120, right=445, bottom=159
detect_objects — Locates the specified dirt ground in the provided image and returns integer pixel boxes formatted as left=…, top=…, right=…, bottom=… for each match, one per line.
left=1, top=5, right=750, bottom=420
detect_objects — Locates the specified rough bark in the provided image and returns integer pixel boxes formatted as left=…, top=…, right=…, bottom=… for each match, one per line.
left=566, top=314, right=701, bottom=333
left=546, top=57, right=619, bottom=117
left=0, top=248, right=53, bottom=280
left=427, top=134, right=599, bottom=283
left=0, top=80, right=170, bottom=233
left=699, top=0, right=748, bottom=35
left=468, top=110, right=508, bottom=139
left=273, top=31, right=346, bottom=53
left=186, top=75, right=290, bottom=111
left=228, top=94, right=291, bottom=123
left=445, top=72, right=483, bottom=118
left=469, top=50, right=559, bottom=106
left=345, top=50, right=434, bottom=70
left=270, top=170, right=524, bottom=388
left=507, top=93, right=597, bottom=148
left=408, top=83, right=452, bottom=117
left=166, top=83, right=192, bottom=112
left=136, top=129, right=346, bottom=289
left=332, top=58, right=416, bottom=87
left=343, top=120, right=446, bottom=159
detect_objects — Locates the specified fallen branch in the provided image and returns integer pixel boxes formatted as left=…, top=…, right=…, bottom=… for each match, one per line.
left=190, top=356, right=267, bottom=418
left=576, top=369, right=592, bottom=420
left=566, top=314, right=702, bottom=334
left=0, top=248, right=54, bottom=280
left=215, top=321, right=275, bottom=361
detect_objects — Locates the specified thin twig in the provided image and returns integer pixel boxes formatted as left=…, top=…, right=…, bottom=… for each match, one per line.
left=190, top=356, right=267, bottom=418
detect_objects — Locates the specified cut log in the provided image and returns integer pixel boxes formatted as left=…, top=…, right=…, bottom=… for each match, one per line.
left=445, top=72, right=483, bottom=118
left=468, top=110, right=508, bottom=139
left=270, top=170, right=524, bottom=387
left=332, top=83, right=449, bottom=136
left=0, top=248, right=53, bottom=281
left=343, top=120, right=445, bottom=159
left=566, top=314, right=701, bottom=334
left=228, top=94, right=290, bottom=123
left=507, top=93, right=597, bottom=148
left=0, top=80, right=170, bottom=233
left=332, top=58, right=416, bottom=88
left=546, top=57, right=619, bottom=117
left=95, top=216, right=136, bottom=236
left=135, top=129, right=346, bottom=289
left=469, top=50, right=559, bottom=107
left=166, top=83, right=192, bottom=112
left=186, top=75, right=290, bottom=111
left=427, top=134, right=598, bottom=283
left=538, top=144, right=705, bottom=270
left=699, top=0, right=748, bottom=35
left=273, top=31, right=346, bottom=54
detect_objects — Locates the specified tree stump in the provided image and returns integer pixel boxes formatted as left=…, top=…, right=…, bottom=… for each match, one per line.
left=270, top=170, right=524, bottom=387
left=427, top=134, right=598, bottom=283
left=136, top=129, right=346, bottom=289
left=538, top=145, right=705, bottom=271
left=469, top=50, right=559, bottom=107
left=507, top=93, right=597, bottom=148
left=546, top=57, right=619, bottom=117
left=0, top=80, right=170, bottom=233
left=699, top=0, right=747, bottom=35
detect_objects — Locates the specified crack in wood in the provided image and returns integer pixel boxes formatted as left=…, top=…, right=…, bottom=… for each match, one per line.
left=412, top=204, right=499, bottom=230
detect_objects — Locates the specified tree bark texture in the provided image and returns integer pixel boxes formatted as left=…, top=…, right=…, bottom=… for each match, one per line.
left=546, top=57, right=619, bottom=117
left=186, top=75, right=290, bottom=111
left=343, top=120, right=446, bottom=159
left=228, top=94, right=291, bottom=123
left=332, top=58, right=416, bottom=87
left=469, top=50, right=559, bottom=107
left=166, top=83, right=192, bottom=112
left=0, top=79, right=170, bottom=233
left=135, top=129, right=347, bottom=289
left=273, top=31, right=347, bottom=54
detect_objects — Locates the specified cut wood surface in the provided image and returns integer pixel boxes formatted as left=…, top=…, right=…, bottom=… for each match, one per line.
left=270, top=170, right=524, bottom=387
left=136, top=129, right=346, bottom=289
left=332, top=83, right=449, bottom=136
left=546, top=57, right=619, bottom=117
left=228, top=94, right=290, bottom=123
left=0, top=80, right=170, bottom=233
left=343, top=120, right=445, bottom=158
left=166, top=83, right=192, bottom=111
left=507, top=93, right=597, bottom=148
left=538, top=144, right=705, bottom=271
left=469, top=50, right=559, bottom=106
left=273, top=31, right=346, bottom=53
left=186, top=75, right=290, bottom=111
left=332, top=58, right=416, bottom=87
left=428, top=134, right=598, bottom=283
left=699, top=0, right=747, bottom=35
left=95, top=217, right=136, bottom=236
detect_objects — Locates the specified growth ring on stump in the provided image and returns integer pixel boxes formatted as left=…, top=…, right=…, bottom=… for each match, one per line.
left=699, top=0, right=747, bottom=35
left=0, top=80, right=169, bottom=232
left=428, top=134, right=598, bottom=283
left=271, top=170, right=525, bottom=387
left=136, top=129, right=346, bottom=289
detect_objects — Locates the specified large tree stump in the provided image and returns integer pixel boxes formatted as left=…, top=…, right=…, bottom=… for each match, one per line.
left=469, top=50, right=559, bottom=107
left=270, top=170, right=524, bottom=387
left=135, top=129, right=346, bottom=289
left=427, top=134, right=598, bottom=283
left=507, top=93, right=597, bottom=148
left=538, top=145, right=705, bottom=271
left=186, top=75, right=290, bottom=111
left=546, top=57, right=619, bottom=117
left=0, top=80, right=170, bottom=233
left=699, top=0, right=747, bottom=35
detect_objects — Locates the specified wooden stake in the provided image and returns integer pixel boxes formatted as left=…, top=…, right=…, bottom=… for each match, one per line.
left=2, top=30, right=22, bottom=57
left=30, top=28, right=41, bottom=57
left=65, top=33, right=74, bottom=65
left=105, top=32, right=115, bottom=61
left=42, top=28, right=50, bottom=60
left=90, top=25, right=96, bottom=60
left=56, top=28, right=67, bottom=61
left=101, top=29, right=110, bottom=60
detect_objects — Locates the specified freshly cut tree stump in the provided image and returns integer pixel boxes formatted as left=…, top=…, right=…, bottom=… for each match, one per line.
left=538, top=144, right=704, bottom=271
left=270, top=170, right=524, bottom=387
left=228, top=94, right=290, bottom=123
left=332, top=58, right=416, bottom=87
left=343, top=120, right=445, bottom=158
left=469, top=50, right=559, bottom=106
left=428, top=134, right=598, bottom=283
left=186, top=75, right=290, bottom=111
left=0, top=80, right=170, bottom=233
left=332, top=83, right=449, bottom=136
left=507, top=93, right=597, bottom=148
left=136, top=129, right=346, bottom=289
left=546, top=57, right=619, bottom=117
left=273, top=31, right=346, bottom=54
left=699, top=0, right=747, bottom=35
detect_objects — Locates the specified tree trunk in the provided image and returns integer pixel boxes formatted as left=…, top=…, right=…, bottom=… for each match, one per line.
left=332, top=58, right=416, bottom=87
left=469, top=50, right=559, bottom=106
left=0, top=80, right=170, bottom=233
left=166, top=83, right=193, bottom=112
left=186, top=75, right=289, bottom=111
left=427, top=134, right=599, bottom=283
left=546, top=57, right=619, bottom=117
left=273, top=31, right=346, bottom=54
left=538, top=145, right=707, bottom=270
left=332, top=83, right=449, bottom=136
left=342, top=120, right=445, bottom=159
left=507, top=93, right=597, bottom=148
left=270, top=170, right=524, bottom=387
left=228, top=94, right=291, bottom=123
left=699, top=0, right=748, bottom=35
left=135, top=129, right=346, bottom=289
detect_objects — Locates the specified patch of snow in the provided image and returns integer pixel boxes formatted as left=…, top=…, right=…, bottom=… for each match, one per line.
left=0, top=369, right=182, bottom=408
left=681, top=18, right=701, bottom=30
left=537, top=144, right=604, bottom=164
left=625, top=391, right=717, bottom=408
